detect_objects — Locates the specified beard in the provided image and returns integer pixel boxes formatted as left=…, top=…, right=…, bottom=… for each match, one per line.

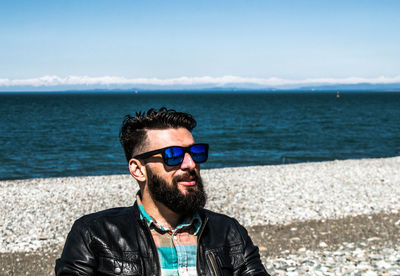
left=146, top=166, right=207, bottom=216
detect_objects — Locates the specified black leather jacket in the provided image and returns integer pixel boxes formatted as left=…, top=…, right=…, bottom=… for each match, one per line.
left=55, top=202, right=269, bottom=276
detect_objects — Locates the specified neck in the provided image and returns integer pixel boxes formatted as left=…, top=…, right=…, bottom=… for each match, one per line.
left=141, top=190, right=183, bottom=229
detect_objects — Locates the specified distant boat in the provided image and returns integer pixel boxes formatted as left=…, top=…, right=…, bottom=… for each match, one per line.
left=336, top=91, right=340, bottom=98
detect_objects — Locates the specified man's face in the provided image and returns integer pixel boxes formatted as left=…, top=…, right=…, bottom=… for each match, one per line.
left=142, top=128, right=207, bottom=215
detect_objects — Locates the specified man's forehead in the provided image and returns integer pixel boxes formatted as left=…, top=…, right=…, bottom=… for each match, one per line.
left=144, top=128, right=195, bottom=150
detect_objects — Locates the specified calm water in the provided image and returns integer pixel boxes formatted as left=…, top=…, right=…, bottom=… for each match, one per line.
left=0, top=91, right=399, bottom=180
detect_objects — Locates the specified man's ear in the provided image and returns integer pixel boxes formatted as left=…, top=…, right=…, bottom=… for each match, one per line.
left=129, top=159, right=146, bottom=182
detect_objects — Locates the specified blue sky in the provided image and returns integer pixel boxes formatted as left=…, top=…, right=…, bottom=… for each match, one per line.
left=1, top=0, right=400, bottom=88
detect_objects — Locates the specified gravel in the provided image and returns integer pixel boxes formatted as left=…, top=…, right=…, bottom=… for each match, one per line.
left=203, top=156, right=400, bottom=226
left=263, top=243, right=400, bottom=275
left=1, top=156, right=400, bottom=275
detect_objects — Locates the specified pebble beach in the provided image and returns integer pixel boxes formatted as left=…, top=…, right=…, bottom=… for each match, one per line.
left=1, top=157, right=400, bottom=275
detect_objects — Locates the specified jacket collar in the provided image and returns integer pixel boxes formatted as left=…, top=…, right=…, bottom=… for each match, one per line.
left=132, top=191, right=205, bottom=235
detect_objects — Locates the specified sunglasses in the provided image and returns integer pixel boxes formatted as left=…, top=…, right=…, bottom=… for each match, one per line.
left=134, top=143, right=209, bottom=166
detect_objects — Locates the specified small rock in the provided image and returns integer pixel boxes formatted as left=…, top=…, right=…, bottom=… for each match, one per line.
left=319, top=242, right=328, bottom=248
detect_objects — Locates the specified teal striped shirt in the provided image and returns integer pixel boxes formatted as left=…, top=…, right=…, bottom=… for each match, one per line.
left=137, top=195, right=202, bottom=275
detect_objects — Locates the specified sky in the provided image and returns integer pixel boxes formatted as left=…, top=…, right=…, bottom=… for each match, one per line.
left=1, top=0, right=400, bottom=88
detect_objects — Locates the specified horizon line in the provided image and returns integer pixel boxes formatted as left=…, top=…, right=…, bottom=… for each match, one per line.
left=1, top=75, right=400, bottom=87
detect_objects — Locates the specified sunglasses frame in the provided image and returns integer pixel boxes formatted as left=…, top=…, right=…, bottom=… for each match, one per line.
left=133, top=143, right=209, bottom=166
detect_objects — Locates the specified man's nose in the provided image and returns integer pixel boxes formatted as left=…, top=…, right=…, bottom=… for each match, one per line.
left=180, top=152, right=196, bottom=170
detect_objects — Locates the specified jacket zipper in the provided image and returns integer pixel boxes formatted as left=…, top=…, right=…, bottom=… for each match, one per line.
left=141, top=219, right=161, bottom=276
left=196, top=217, right=208, bottom=275
left=207, top=252, right=220, bottom=276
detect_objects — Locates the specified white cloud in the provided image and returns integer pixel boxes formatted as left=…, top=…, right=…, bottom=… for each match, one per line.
left=1, top=75, right=400, bottom=87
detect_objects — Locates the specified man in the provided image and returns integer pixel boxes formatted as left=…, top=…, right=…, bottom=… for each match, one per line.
left=56, top=107, right=269, bottom=276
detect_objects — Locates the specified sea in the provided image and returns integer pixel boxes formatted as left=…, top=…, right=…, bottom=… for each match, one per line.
left=0, top=91, right=399, bottom=180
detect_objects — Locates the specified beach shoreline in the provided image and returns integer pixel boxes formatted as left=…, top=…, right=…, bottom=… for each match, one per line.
left=1, top=156, right=400, bottom=275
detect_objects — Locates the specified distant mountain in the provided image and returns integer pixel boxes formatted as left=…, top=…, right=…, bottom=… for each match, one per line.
left=0, top=82, right=399, bottom=92
left=299, top=83, right=400, bottom=91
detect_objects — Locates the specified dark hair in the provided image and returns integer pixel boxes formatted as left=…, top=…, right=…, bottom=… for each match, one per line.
left=119, top=107, right=197, bottom=162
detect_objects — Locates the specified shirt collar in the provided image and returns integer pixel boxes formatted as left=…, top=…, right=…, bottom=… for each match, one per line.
left=136, top=193, right=202, bottom=235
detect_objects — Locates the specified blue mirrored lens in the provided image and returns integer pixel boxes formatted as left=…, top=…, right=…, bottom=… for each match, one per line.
left=190, top=144, right=208, bottom=163
left=164, top=147, right=184, bottom=166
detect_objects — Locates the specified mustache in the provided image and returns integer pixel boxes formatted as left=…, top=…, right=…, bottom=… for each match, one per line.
left=173, top=170, right=199, bottom=182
